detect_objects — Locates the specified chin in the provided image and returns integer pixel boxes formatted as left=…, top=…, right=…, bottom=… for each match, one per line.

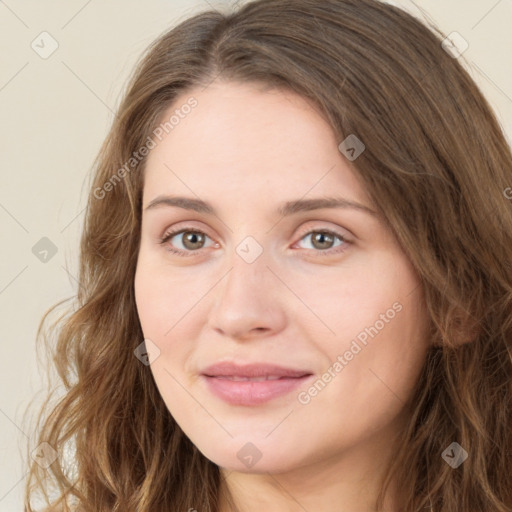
left=197, top=440, right=305, bottom=475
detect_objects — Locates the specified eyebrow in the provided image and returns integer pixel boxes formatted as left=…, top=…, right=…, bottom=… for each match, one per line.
left=144, top=195, right=379, bottom=218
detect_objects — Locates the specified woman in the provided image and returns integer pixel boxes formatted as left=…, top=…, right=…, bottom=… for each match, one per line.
left=24, top=0, right=512, bottom=511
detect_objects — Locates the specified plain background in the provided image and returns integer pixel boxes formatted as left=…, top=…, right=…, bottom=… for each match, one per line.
left=1, top=0, right=511, bottom=509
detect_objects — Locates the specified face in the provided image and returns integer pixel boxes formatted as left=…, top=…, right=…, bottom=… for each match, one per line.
left=134, top=80, right=430, bottom=475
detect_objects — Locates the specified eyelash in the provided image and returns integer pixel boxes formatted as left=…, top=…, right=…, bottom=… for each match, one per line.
left=158, top=226, right=350, bottom=257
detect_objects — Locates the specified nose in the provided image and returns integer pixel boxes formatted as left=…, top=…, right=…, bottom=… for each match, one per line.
left=206, top=252, right=287, bottom=341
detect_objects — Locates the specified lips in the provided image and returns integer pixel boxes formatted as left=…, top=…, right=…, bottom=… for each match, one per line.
left=200, top=361, right=312, bottom=379
left=213, top=375, right=287, bottom=381
left=200, top=361, right=314, bottom=406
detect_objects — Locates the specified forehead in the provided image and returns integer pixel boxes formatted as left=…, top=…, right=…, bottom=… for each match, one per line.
left=143, top=81, right=370, bottom=208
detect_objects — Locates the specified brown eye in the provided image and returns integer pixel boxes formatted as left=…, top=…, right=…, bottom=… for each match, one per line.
left=296, top=229, right=348, bottom=254
left=310, top=231, right=336, bottom=250
left=179, top=231, right=206, bottom=250
left=159, top=228, right=215, bottom=256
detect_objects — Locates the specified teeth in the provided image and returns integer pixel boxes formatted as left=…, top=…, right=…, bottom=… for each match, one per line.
left=217, top=375, right=283, bottom=381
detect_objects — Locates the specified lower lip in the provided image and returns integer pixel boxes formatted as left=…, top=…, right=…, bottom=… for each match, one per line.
left=201, top=375, right=313, bottom=406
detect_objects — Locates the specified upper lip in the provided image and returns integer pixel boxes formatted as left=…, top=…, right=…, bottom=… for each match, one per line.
left=201, top=361, right=313, bottom=378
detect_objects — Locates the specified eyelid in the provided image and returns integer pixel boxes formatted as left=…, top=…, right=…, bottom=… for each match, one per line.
left=294, top=221, right=353, bottom=243
left=158, top=220, right=215, bottom=243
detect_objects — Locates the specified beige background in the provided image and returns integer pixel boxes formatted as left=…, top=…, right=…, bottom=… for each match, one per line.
left=1, top=0, right=511, bottom=509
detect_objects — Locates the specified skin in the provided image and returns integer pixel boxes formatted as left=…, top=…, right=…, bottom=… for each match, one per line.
left=134, top=80, right=431, bottom=512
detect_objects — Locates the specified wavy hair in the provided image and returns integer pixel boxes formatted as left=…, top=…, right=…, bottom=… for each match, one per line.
left=24, top=0, right=512, bottom=510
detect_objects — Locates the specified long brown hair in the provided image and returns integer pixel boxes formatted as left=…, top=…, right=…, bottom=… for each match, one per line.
left=23, top=0, right=512, bottom=510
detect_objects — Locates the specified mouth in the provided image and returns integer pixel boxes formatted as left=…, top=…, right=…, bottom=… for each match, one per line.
left=200, top=362, right=314, bottom=406
left=206, top=375, right=306, bottom=381
left=201, top=361, right=312, bottom=379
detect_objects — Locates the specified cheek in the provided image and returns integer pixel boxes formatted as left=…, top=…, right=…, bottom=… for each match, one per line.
left=296, top=296, right=428, bottom=448
left=134, top=264, right=196, bottom=417
left=291, top=254, right=412, bottom=345
left=343, top=301, right=427, bottom=411
left=305, top=251, right=428, bottom=394
left=134, top=258, right=201, bottom=374
left=134, top=260, right=176, bottom=340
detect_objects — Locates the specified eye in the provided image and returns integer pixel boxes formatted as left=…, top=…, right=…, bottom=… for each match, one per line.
left=158, top=227, right=350, bottom=256
left=294, top=229, right=349, bottom=255
left=158, top=228, right=217, bottom=257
